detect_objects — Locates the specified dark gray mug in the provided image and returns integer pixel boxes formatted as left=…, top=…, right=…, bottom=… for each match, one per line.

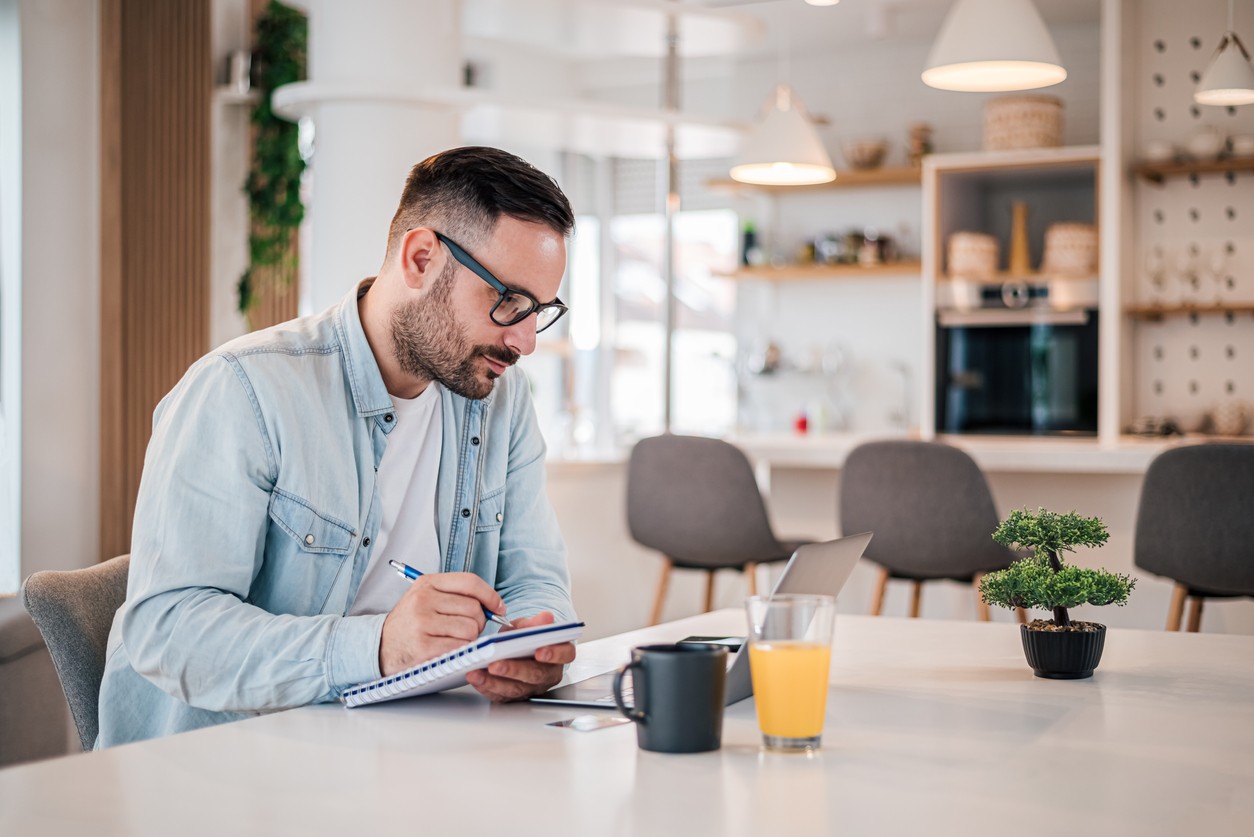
left=612, top=643, right=727, bottom=753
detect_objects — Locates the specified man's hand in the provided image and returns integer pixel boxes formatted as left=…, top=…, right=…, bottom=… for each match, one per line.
left=465, top=611, right=576, bottom=702
left=379, top=572, right=505, bottom=676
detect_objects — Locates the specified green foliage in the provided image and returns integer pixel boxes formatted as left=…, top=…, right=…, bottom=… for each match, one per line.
left=992, top=507, right=1109, bottom=558
left=239, top=1, right=307, bottom=315
left=981, top=507, right=1135, bottom=617
left=979, top=557, right=1136, bottom=611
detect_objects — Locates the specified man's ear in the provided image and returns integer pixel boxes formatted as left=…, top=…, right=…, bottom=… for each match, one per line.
left=398, top=228, right=442, bottom=291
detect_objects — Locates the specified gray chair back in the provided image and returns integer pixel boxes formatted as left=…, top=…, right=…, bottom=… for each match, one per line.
left=1134, top=444, right=1254, bottom=597
left=840, top=440, right=1014, bottom=579
left=627, top=434, right=792, bottom=569
left=20, top=554, right=131, bottom=751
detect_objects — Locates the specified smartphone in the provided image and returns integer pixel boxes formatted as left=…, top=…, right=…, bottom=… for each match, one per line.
left=678, top=635, right=744, bottom=653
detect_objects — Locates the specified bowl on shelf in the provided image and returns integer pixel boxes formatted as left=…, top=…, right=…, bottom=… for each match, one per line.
left=841, top=138, right=888, bottom=170
left=1230, top=134, right=1254, bottom=158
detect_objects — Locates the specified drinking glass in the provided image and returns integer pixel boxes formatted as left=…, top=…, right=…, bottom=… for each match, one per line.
left=1204, top=245, right=1230, bottom=307
left=744, top=594, right=836, bottom=753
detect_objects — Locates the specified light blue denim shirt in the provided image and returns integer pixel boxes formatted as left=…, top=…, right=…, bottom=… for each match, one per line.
left=96, top=280, right=575, bottom=747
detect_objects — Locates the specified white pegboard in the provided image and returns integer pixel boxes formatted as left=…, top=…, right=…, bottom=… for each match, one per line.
left=1130, top=0, right=1254, bottom=431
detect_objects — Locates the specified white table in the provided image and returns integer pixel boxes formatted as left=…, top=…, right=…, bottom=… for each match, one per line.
left=2, top=612, right=1251, bottom=836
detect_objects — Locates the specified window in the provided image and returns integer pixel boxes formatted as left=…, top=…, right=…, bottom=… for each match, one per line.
left=0, top=0, right=20, bottom=594
left=525, top=154, right=738, bottom=458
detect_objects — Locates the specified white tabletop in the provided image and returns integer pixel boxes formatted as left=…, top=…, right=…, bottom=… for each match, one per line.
left=2, top=612, right=1251, bottom=837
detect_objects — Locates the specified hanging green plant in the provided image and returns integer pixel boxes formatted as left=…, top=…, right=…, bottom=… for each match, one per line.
left=239, top=0, right=307, bottom=317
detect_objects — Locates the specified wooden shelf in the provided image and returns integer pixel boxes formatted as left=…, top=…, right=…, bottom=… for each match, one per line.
left=1125, top=303, right=1254, bottom=321
left=940, top=271, right=1099, bottom=285
left=708, top=166, right=922, bottom=194
left=719, top=260, right=922, bottom=281
left=1133, top=157, right=1254, bottom=184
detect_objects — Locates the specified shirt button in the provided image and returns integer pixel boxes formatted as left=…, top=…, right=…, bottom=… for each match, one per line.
left=471, top=436, right=480, bottom=445
left=384, top=413, right=394, bottom=423
left=461, top=508, right=471, bottom=518
left=304, top=534, right=315, bottom=545
left=496, top=513, right=503, bottom=522
left=362, top=537, right=372, bottom=547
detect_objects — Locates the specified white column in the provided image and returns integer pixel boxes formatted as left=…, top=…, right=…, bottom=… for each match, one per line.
left=276, top=0, right=461, bottom=314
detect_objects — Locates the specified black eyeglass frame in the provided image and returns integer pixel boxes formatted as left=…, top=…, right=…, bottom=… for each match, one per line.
left=433, top=232, right=568, bottom=334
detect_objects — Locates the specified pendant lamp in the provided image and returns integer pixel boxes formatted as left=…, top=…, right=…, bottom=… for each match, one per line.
left=923, top=0, right=1066, bottom=92
left=730, top=84, right=835, bottom=186
left=1195, top=0, right=1254, bottom=106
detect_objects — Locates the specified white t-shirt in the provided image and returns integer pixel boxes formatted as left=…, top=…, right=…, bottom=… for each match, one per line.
left=347, top=382, right=444, bottom=616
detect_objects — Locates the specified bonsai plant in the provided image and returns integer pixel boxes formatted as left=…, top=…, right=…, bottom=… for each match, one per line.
left=979, top=508, right=1136, bottom=679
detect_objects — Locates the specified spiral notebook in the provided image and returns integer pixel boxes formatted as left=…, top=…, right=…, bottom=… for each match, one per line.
left=341, top=621, right=585, bottom=708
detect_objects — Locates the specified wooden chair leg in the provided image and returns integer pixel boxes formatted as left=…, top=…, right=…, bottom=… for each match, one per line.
left=1186, top=596, right=1204, bottom=633
left=1166, top=583, right=1188, bottom=631
left=869, top=567, right=889, bottom=616
left=909, top=581, right=923, bottom=618
left=744, top=562, right=758, bottom=596
left=649, top=558, right=673, bottom=626
left=703, top=570, right=716, bottom=613
left=1015, top=607, right=1029, bottom=625
left=973, top=572, right=991, bottom=621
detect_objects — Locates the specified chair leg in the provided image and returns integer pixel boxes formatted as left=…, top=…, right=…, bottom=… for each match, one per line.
left=869, top=567, right=889, bottom=616
left=1015, top=607, right=1029, bottom=625
left=650, top=558, right=673, bottom=626
left=1166, top=583, right=1188, bottom=631
left=703, top=570, right=716, bottom=613
left=1186, top=596, right=1204, bottom=633
left=909, top=581, right=923, bottom=618
left=973, top=572, right=991, bottom=621
left=744, top=562, right=758, bottom=596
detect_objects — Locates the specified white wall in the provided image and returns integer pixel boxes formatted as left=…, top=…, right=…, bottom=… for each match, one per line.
left=209, top=0, right=252, bottom=349
left=17, top=0, right=99, bottom=580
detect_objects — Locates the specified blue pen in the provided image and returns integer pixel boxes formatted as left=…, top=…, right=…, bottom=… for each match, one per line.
left=388, top=559, right=514, bottom=629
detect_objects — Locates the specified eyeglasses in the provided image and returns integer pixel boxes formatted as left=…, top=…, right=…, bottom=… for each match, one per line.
left=434, top=232, right=568, bottom=334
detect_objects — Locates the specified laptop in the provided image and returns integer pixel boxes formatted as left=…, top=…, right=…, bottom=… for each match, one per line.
left=530, top=531, right=872, bottom=708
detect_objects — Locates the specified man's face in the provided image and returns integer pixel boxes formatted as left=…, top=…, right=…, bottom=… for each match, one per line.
left=391, top=218, right=566, bottom=400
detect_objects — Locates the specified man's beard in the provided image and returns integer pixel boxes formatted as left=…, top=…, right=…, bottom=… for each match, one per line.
left=389, top=264, right=520, bottom=400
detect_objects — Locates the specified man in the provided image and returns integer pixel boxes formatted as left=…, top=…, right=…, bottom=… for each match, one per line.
left=97, top=147, right=578, bottom=747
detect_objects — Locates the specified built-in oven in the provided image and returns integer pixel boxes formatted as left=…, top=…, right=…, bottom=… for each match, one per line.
left=936, top=297, right=1099, bottom=436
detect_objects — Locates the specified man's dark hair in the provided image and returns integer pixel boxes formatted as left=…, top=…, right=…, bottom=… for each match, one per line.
left=386, top=146, right=574, bottom=259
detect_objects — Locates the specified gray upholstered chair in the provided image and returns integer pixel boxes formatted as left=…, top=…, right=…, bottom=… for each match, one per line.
left=627, top=434, right=809, bottom=625
left=840, top=440, right=1022, bottom=621
left=1134, top=444, right=1254, bottom=632
left=20, top=554, right=131, bottom=751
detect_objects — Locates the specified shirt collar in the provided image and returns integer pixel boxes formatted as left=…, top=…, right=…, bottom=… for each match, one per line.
left=334, top=277, right=395, bottom=417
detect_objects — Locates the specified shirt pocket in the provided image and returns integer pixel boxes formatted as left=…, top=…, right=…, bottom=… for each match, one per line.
left=475, top=485, right=506, bottom=534
left=253, top=489, right=357, bottom=616
left=268, top=489, right=355, bottom=554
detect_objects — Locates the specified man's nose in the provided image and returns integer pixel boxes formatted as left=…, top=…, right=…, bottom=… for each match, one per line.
left=502, top=317, right=538, bottom=357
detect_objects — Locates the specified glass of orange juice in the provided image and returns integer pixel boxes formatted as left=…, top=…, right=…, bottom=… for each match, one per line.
left=745, top=594, right=836, bottom=753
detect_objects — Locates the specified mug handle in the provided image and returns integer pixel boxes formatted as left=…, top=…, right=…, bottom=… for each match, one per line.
left=612, top=661, right=645, bottom=722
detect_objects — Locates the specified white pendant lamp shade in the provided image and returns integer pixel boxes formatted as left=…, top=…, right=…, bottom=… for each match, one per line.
left=1195, top=32, right=1254, bottom=105
left=730, top=85, right=835, bottom=186
left=923, top=0, right=1066, bottom=92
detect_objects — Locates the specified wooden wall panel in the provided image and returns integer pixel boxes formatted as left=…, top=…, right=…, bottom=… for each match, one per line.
left=246, top=233, right=301, bottom=331
left=100, top=0, right=211, bottom=561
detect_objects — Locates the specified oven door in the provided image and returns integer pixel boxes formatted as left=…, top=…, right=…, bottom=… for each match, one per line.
left=936, top=308, right=1099, bottom=435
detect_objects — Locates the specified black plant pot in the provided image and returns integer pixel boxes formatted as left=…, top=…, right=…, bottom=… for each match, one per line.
left=1020, top=623, right=1106, bottom=679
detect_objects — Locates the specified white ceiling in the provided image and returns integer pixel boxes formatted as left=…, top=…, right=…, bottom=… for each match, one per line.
left=697, top=0, right=1103, bottom=57
left=463, top=1, right=1103, bottom=61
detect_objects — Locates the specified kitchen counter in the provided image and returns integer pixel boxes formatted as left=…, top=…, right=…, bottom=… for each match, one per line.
left=547, top=432, right=1250, bottom=476
left=726, top=431, right=1215, bottom=475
